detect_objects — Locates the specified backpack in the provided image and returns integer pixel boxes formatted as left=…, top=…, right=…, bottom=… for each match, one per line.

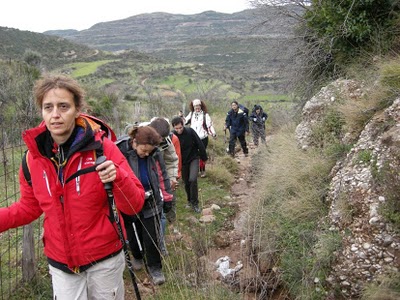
left=115, top=135, right=130, bottom=158
left=239, top=104, right=249, bottom=116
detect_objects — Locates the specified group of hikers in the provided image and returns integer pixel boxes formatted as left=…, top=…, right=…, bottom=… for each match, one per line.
left=224, top=100, right=268, bottom=157
left=0, top=74, right=268, bottom=299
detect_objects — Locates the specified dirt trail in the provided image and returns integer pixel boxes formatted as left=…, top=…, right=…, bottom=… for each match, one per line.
left=206, top=143, right=262, bottom=299
left=125, top=141, right=270, bottom=299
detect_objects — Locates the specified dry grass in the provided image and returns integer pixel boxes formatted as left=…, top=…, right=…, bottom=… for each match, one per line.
left=247, top=122, right=335, bottom=299
left=362, top=272, right=400, bottom=300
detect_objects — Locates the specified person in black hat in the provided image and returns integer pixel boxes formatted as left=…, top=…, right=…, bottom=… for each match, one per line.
left=249, top=104, right=268, bottom=146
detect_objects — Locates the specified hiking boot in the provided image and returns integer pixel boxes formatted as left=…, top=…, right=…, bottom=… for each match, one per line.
left=244, top=153, right=249, bottom=157
left=159, top=242, right=168, bottom=257
left=132, top=258, right=144, bottom=271
left=193, top=205, right=201, bottom=214
left=185, top=203, right=192, bottom=209
left=148, top=267, right=166, bottom=285
left=200, top=171, right=206, bottom=178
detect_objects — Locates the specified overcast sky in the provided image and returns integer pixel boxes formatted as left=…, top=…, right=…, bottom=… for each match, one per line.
left=1, top=0, right=252, bottom=33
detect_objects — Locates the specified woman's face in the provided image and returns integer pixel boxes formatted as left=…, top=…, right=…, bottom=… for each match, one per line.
left=231, top=102, right=238, bottom=111
left=194, top=104, right=201, bottom=112
left=42, top=88, right=79, bottom=145
left=133, top=141, right=156, bottom=158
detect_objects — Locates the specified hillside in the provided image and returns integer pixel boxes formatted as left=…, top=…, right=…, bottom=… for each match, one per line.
left=0, top=26, right=104, bottom=69
left=44, top=8, right=299, bottom=79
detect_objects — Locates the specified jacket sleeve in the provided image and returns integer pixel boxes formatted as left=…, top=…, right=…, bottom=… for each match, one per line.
left=192, top=128, right=208, bottom=162
left=0, top=167, right=43, bottom=233
left=225, top=111, right=231, bottom=128
left=172, top=134, right=182, bottom=179
left=103, top=138, right=144, bottom=215
left=155, top=152, right=173, bottom=202
left=184, top=112, right=192, bottom=125
left=205, top=113, right=216, bottom=137
left=164, top=143, right=179, bottom=182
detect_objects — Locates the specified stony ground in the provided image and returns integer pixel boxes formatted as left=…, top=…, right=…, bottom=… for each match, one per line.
left=206, top=145, right=260, bottom=299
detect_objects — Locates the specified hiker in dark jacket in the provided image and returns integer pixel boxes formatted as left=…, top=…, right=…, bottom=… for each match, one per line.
left=249, top=104, right=268, bottom=146
left=171, top=116, right=207, bottom=213
left=224, top=100, right=249, bottom=157
left=117, top=125, right=173, bottom=286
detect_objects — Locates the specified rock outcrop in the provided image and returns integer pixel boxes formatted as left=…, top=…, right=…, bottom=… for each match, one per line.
left=295, top=79, right=364, bottom=150
left=296, top=79, right=400, bottom=297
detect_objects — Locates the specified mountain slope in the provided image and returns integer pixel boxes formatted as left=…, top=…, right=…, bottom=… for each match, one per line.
left=44, top=9, right=298, bottom=78
left=0, top=27, right=103, bottom=69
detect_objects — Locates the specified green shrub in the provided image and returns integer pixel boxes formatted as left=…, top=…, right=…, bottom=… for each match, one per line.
left=356, top=149, right=373, bottom=164
left=304, top=0, right=400, bottom=67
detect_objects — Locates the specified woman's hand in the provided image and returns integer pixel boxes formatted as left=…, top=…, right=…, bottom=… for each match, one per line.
left=171, top=180, right=179, bottom=191
left=96, top=160, right=116, bottom=183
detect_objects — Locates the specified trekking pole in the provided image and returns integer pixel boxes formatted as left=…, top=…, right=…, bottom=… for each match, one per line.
left=96, top=156, right=142, bottom=300
left=132, top=221, right=144, bottom=256
left=224, top=127, right=229, bottom=153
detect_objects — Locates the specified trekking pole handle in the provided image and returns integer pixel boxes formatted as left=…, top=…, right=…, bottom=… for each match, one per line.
left=95, top=155, right=113, bottom=190
left=95, top=155, right=141, bottom=300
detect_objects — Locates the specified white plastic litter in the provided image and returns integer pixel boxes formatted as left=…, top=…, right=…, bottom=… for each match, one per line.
left=215, top=256, right=243, bottom=278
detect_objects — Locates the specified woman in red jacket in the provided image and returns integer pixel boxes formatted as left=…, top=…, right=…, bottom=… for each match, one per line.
left=0, top=75, right=144, bottom=300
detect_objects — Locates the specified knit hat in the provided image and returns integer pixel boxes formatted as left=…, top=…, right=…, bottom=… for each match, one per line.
left=192, top=99, right=201, bottom=106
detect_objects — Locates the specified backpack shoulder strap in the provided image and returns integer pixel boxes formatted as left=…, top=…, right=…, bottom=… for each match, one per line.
left=22, top=150, right=32, bottom=186
left=23, top=137, right=106, bottom=187
left=202, top=112, right=208, bottom=131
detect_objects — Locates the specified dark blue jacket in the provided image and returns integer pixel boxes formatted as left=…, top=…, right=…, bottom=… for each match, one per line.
left=225, top=108, right=249, bottom=136
left=250, top=107, right=268, bottom=129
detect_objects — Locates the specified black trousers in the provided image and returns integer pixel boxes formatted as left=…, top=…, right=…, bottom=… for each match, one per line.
left=229, top=132, right=248, bottom=155
left=122, top=212, right=162, bottom=269
left=182, top=158, right=199, bottom=206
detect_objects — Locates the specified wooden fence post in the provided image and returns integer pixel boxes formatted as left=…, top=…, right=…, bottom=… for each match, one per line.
left=22, top=224, right=36, bottom=281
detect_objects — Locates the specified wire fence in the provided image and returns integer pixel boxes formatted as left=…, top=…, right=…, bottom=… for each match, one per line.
left=0, top=125, right=44, bottom=300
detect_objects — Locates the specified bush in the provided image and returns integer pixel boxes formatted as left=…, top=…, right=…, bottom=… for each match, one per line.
left=304, top=0, right=400, bottom=66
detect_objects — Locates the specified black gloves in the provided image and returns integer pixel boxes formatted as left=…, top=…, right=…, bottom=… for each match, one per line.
left=163, top=201, right=172, bottom=213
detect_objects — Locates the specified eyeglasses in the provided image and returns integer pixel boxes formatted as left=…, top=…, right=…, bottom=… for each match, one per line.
left=158, top=135, right=172, bottom=151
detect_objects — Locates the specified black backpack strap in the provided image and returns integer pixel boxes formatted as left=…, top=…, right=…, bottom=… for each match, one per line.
left=65, top=165, right=97, bottom=184
left=22, top=150, right=32, bottom=186
left=23, top=130, right=107, bottom=187
left=65, top=146, right=104, bottom=184
left=202, top=111, right=208, bottom=132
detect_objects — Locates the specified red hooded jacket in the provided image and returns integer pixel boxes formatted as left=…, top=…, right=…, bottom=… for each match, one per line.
left=0, top=115, right=144, bottom=272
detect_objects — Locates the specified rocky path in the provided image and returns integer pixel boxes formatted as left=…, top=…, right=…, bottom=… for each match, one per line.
left=205, top=144, right=264, bottom=299
left=125, top=141, right=270, bottom=299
